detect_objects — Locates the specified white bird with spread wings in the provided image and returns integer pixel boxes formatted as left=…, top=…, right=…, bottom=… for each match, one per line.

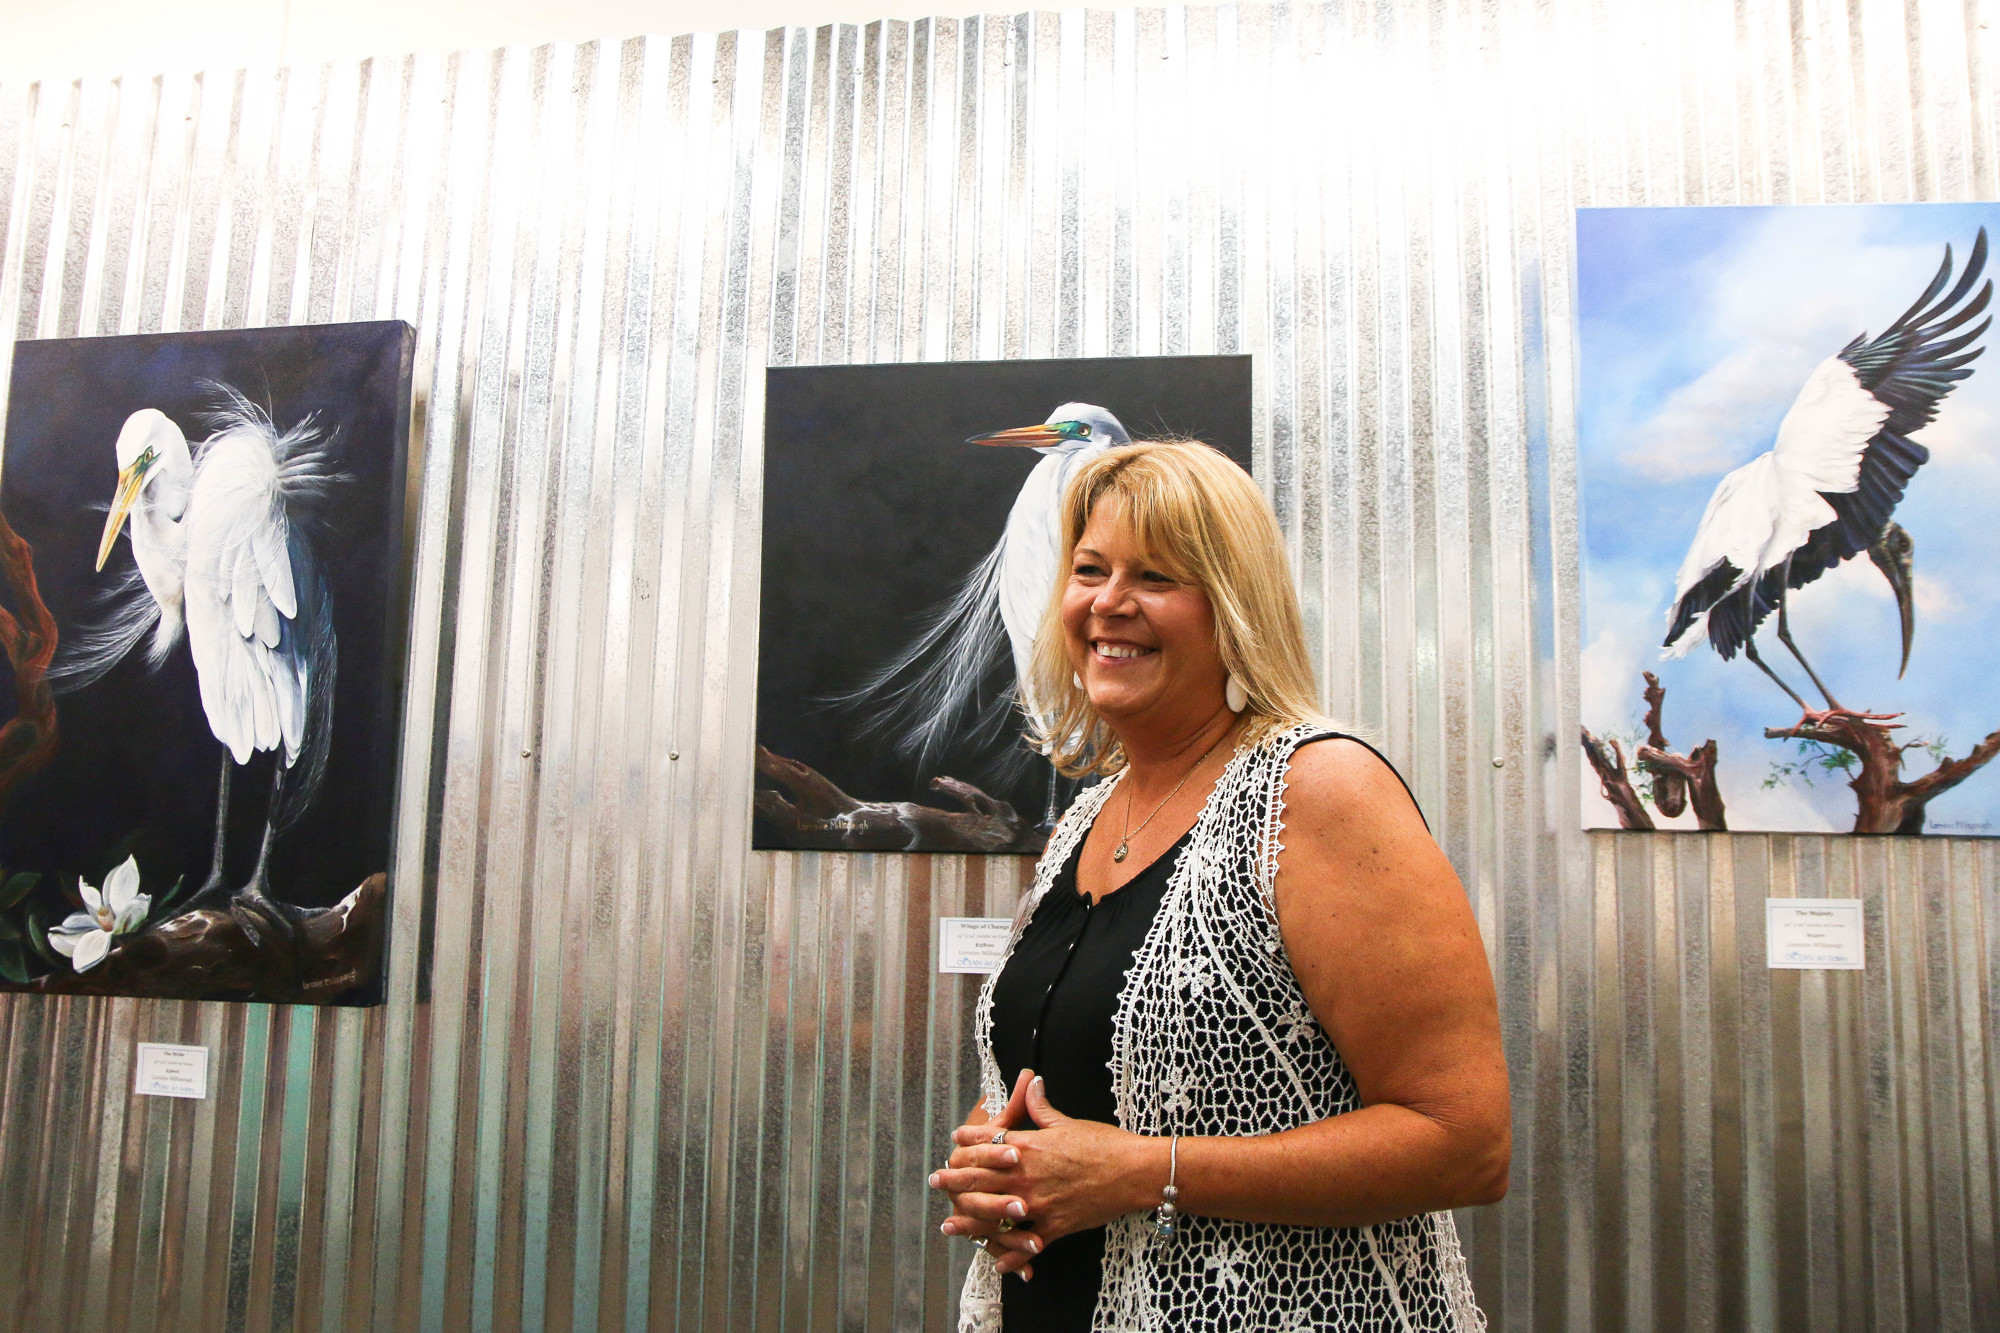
left=1662, top=229, right=1991, bottom=716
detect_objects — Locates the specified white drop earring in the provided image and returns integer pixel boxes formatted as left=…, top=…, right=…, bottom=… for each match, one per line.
left=1073, top=672, right=1083, bottom=690
left=1225, top=673, right=1248, bottom=713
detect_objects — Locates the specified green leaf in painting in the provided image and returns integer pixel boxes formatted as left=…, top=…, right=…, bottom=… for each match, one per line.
left=152, top=875, right=189, bottom=917
left=0, top=939, right=28, bottom=986
left=25, top=903, right=62, bottom=967
left=0, top=872, right=40, bottom=914
left=0, top=916, right=18, bottom=942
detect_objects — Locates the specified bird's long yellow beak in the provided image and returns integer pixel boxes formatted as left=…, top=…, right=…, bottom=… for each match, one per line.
left=95, top=459, right=148, bottom=571
left=967, top=423, right=1074, bottom=448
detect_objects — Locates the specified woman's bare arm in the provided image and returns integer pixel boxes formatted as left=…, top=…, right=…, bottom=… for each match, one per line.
left=1165, top=738, right=1509, bottom=1224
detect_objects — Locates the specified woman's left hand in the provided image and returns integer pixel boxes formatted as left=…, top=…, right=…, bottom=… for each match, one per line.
left=932, top=1074, right=1164, bottom=1246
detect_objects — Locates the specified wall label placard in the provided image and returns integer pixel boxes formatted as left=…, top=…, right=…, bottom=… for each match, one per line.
left=938, top=918, right=1014, bottom=974
left=1766, top=899, right=1866, bottom=970
left=134, top=1042, right=211, bottom=1099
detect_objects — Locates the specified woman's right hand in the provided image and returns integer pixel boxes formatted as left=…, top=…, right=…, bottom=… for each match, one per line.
left=932, top=1070, right=1042, bottom=1278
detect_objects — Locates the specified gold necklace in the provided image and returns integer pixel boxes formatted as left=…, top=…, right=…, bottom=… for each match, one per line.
left=1114, top=731, right=1229, bottom=863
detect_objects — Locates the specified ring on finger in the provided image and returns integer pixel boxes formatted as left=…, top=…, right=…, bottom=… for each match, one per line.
left=991, top=1128, right=1007, bottom=1145
left=996, top=1217, right=1016, bottom=1233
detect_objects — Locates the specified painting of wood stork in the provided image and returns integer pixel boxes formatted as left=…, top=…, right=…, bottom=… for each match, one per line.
left=1578, top=204, right=2000, bottom=835
left=0, top=321, right=415, bottom=1001
left=755, top=355, right=1253, bottom=853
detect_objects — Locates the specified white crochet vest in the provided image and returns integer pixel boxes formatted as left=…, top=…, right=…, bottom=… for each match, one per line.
left=959, top=723, right=1486, bottom=1332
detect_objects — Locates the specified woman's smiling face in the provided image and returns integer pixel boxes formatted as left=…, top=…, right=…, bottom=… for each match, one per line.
left=1061, top=497, right=1228, bottom=725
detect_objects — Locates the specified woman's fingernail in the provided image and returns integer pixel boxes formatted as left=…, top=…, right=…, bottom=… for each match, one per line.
left=939, top=1221, right=954, bottom=1236
left=1002, top=1148, right=1019, bottom=1165
left=928, top=1172, right=940, bottom=1188
left=1007, top=1200, right=1027, bottom=1218
left=1026, top=1236, right=1042, bottom=1254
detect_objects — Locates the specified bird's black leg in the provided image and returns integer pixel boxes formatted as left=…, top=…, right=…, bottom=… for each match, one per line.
left=1743, top=638, right=1810, bottom=711
left=228, top=763, right=299, bottom=952
left=181, top=750, right=236, bottom=911
left=1773, top=581, right=1844, bottom=711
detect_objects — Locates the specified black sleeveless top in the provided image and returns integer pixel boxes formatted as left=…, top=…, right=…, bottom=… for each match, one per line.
left=987, top=825, right=1190, bottom=1328
left=982, top=732, right=1424, bottom=1329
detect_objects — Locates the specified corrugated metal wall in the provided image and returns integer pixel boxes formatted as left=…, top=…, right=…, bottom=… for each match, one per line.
left=0, top=2, right=1995, bottom=1329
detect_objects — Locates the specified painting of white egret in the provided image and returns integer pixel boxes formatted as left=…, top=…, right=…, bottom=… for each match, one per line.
left=0, top=321, right=415, bottom=1001
left=1578, top=203, right=2000, bottom=835
left=755, top=356, right=1253, bottom=853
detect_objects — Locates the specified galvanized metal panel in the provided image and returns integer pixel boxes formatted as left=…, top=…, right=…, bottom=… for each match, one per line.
left=0, top=3, right=1997, bottom=1329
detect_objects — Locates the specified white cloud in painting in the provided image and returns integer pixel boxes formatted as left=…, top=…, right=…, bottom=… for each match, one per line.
left=1580, top=626, right=1643, bottom=732
left=1718, top=770, right=1839, bottom=833
left=1618, top=216, right=1947, bottom=484
left=1620, top=341, right=1818, bottom=481
left=1915, top=574, right=1963, bottom=621
left=1916, top=396, right=2000, bottom=473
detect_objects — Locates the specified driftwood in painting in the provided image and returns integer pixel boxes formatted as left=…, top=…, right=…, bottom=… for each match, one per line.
left=1590, top=669, right=2000, bottom=835
left=27, top=874, right=385, bottom=1003
left=1581, top=727, right=1653, bottom=831
left=1764, top=712, right=2000, bottom=835
left=1633, top=672, right=1728, bottom=831
left=755, top=746, right=1046, bottom=854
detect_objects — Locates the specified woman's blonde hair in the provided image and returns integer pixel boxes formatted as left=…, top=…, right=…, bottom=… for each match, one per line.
left=1026, top=440, right=1329, bottom=776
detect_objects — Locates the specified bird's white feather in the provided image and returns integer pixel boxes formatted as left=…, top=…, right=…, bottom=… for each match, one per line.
left=1666, top=356, right=1887, bottom=635
left=51, top=412, right=194, bottom=690
left=1770, top=355, right=1889, bottom=492
left=992, top=404, right=1124, bottom=722
left=250, top=498, right=297, bottom=620
left=120, top=411, right=193, bottom=623
left=995, top=452, right=1074, bottom=692
left=184, top=425, right=309, bottom=767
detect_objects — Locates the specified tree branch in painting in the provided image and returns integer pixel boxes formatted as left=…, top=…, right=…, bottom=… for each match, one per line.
left=754, top=745, right=1046, bottom=854
left=1637, top=672, right=1687, bottom=817
left=1580, top=727, right=1652, bottom=830
left=1763, top=712, right=2000, bottom=834
left=0, top=510, right=58, bottom=805
left=1634, top=672, right=1728, bottom=831
left=1595, top=666, right=2000, bottom=834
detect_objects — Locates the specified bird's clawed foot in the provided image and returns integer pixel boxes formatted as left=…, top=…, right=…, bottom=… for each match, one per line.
left=1795, top=706, right=1904, bottom=731
left=227, top=880, right=302, bottom=953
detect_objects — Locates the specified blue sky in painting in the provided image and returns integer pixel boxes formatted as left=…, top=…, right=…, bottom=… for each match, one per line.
left=1578, top=203, right=2000, bottom=834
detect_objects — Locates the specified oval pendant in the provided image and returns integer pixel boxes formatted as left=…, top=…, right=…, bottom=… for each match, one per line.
left=1113, top=841, right=1129, bottom=862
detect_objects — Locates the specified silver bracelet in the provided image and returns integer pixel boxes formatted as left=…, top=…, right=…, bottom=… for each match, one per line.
left=1151, top=1135, right=1179, bottom=1239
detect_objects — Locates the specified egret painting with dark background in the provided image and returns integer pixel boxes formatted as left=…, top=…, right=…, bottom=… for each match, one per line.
left=1579, top=204, right=2000, bottom=835
left=0, top=321, right=415, bottom=1002
left=755, top=355, right=1251, bottom=854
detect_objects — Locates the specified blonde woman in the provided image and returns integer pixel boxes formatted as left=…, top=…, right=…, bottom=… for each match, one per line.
left=927, top=441, right=1508, bottom=1331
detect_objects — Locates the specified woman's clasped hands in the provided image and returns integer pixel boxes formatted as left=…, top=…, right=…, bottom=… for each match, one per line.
left=928, top=1069, right=1168, bottom=1282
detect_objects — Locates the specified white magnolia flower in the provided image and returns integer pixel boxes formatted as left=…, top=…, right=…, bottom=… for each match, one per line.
left=47, top=856, right=151, bottom=972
